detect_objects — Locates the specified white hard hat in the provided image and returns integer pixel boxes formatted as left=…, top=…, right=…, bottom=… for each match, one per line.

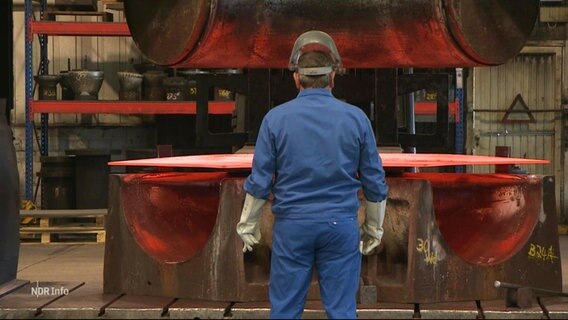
left=288, top=30, right=342, bottom=76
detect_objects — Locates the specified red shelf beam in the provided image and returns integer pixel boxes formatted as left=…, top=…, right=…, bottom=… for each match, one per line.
left=414, top=100, right=460, bottom=122
left=30, top=101, right=236, bottom=115
left=31, top=21, right=131, bottom=36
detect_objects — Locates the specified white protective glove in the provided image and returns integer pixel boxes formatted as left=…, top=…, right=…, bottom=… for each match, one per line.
left=360, top=199, right=386, bottom=255
left=236, top=193, right=267, bottom=252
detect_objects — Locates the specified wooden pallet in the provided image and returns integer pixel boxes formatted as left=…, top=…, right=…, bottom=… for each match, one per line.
left=20, top=209, right=107, bottom=244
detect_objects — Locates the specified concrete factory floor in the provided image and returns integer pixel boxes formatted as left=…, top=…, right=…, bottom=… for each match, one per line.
left=1, top=237, right=568, bottom=319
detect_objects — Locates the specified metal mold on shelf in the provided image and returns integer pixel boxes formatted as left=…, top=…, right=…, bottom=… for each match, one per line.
left=117, top=72, right=143, bottom=101
left=34, top=75, right=60, bottom=101
left=163, top=77, right=190, bottom=101
left=142, top=71, right=167, bottom=101
left=104, top=172, right=561, bottom=303
left=67, top=70, right=104, bottom=101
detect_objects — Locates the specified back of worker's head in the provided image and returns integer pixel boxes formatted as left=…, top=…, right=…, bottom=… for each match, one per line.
left=289, top=30, right=342, bottom=90
left=297, top=52, right=334, bottom=88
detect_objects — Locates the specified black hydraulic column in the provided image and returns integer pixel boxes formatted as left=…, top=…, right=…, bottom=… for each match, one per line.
left=0, top=0, right=19, bottom=286
left=374, top=69, right=399, bottom=145
left=0, top=98, right=20, bottom=286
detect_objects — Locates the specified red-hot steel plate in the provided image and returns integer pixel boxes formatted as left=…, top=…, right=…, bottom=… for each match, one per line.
left=109, top=153, right=549, bottom=169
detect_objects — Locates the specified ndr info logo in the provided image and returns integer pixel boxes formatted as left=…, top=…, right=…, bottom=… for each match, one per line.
left=30, top=282, right=69, bottom=298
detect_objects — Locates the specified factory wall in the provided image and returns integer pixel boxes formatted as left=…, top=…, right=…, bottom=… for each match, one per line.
left=470, top=49, right=561, bottom=176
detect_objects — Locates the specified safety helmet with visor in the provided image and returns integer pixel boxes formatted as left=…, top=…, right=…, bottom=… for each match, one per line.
left=288, top=30, right=342, bottom=76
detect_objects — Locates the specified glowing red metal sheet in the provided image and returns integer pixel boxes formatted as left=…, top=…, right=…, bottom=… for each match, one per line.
left=109, top=153, right=549, bottom=169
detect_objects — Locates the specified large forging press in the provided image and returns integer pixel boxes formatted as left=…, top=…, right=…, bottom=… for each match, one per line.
left=104, top=0, right=562, bottom=305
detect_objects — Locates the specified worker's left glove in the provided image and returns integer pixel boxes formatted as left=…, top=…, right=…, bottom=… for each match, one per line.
left=360, top=199, right=386, bottom=255
left=236, top=193, right=266, bottom=252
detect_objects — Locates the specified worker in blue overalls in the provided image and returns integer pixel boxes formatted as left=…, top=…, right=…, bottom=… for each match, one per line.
left=236, top=30, right=389, bottom=319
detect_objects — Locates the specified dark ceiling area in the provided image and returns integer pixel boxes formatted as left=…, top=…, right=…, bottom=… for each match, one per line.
left=1, top=1, right=13, bottom=123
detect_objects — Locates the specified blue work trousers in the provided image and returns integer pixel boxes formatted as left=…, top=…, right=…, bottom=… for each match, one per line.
left=269, top=216, right=361, bottom=319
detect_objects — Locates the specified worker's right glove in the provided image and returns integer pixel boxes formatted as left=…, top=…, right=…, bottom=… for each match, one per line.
left=360, top=199, right=386, bottom=255
left=236, top=193, right=266, bottom=252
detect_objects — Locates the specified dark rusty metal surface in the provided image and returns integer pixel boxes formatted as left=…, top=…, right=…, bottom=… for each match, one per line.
left=124, top=0, right=538, bottom=68
left=504, top=176, right=563, bottom=294
left=0, top=99, right=19, bottom=286
left=105, top=172, right=561, bottom=304
left=124, top=0, right=210, bottom=67
left=444, top=0, right=537, bottom=65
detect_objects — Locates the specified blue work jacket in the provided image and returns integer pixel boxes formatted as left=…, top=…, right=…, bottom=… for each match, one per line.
left=244, top=88, right=388, bottom=220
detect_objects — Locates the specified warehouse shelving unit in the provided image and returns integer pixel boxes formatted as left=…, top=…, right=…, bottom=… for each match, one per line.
left=23, top=0, right=236, bottom=201
left=24, top=0, right=134, bottom=201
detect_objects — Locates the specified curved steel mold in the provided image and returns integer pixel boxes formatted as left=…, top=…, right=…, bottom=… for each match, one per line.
left=120, top=172, right=228, bottom=264
left=405, top=173, right=541, bottom=266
